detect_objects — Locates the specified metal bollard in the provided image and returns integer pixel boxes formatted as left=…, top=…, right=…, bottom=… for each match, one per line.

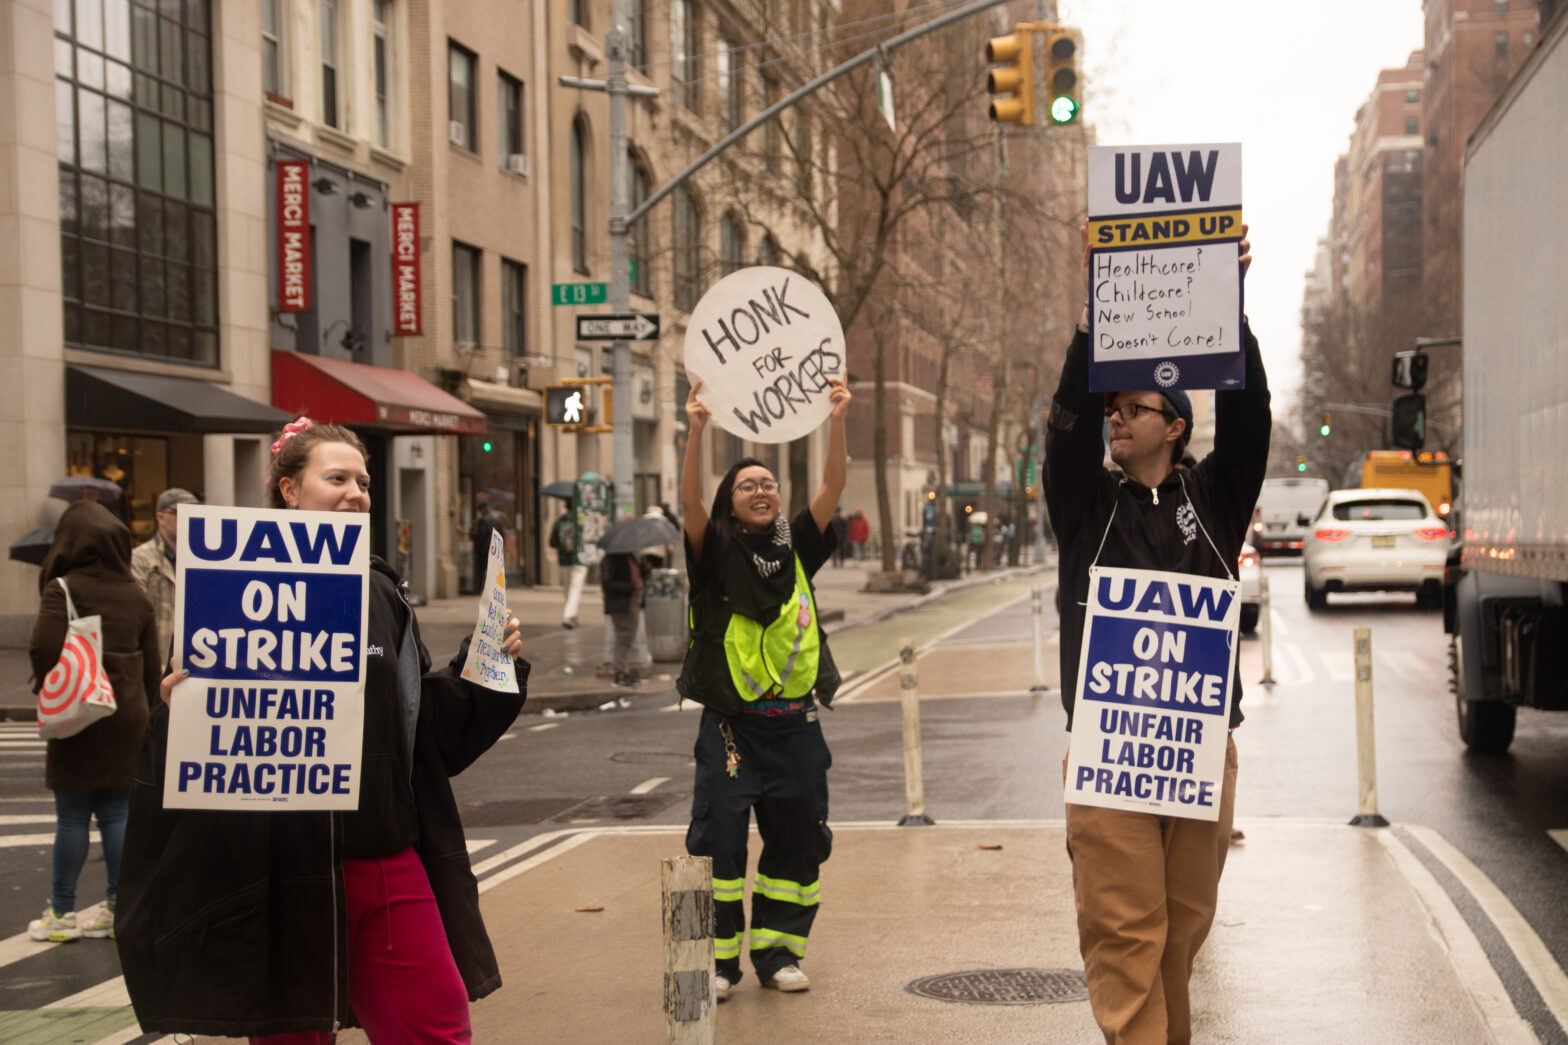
left=1349, top=628, right=1389, bottom=827
left=662, top=855, right=716, bottom=1044
left=1030, top=586, right=1050, bottom=694
left=1258, top=574, right=1276, bottom=686
left=897, top=636, right=935, bottom=826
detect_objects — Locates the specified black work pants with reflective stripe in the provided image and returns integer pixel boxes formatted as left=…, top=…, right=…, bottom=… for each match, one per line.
left=686, top=706, right=832, bottom=985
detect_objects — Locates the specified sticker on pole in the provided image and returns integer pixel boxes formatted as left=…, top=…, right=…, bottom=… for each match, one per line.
left=683, top=266, right=845, bottom=444
left=1086, top=143, right=1244, bottom=392
left=1064, top=565, right=1238, bottom=821
left=166, top=505, right=368, bottom=811
left=460, top=528, right=519, bottom=693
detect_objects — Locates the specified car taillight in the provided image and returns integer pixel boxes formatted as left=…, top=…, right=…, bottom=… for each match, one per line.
left=1252, top=521, right=1262, bottom=532
left=1415, top=526, right=1449, bottom=541
left=1314, top=528, right=1350, bottom=542
left=1239, top=553, right=1257, bottom=567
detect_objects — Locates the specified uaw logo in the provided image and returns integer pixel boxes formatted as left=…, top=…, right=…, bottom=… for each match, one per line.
left=1175, top=503, right=1198, bottom=545
left=1154, top=361, right=1181, bottom=388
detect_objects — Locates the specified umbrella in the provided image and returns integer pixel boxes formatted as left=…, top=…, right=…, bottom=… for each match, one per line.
left=597, top=515, right=679, bottom=555
left=541, top=480, right=576, bottom=501
left=49, top=477, right=123, bottom=504
left=8, top=526, right=55, bottom=566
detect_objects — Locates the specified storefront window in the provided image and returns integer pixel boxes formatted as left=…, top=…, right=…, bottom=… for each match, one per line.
left=459, top=429, right=532, bottom=586
left=66, top=431, right=169, bottom=541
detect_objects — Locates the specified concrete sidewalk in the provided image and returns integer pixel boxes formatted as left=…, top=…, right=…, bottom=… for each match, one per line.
left=312, top=819, right=1504, bottom=1044
left=0, top=560, right=1052, bottom=720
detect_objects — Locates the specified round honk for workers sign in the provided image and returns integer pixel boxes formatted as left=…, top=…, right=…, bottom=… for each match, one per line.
left=683, top=266, right=845, bottom=444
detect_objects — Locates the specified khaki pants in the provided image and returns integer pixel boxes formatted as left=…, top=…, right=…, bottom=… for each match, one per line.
left=1065, top=734, right=1238, bottom=1045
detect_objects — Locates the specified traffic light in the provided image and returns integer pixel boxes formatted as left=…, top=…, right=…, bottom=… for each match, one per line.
left=1042, top=27, right=1080, bottom=124
left=1296, top=456, right=1307, bottom=473
left=1319, top=412, right=1331, bottom=437
left=985, top=30, right=1034, bottom=126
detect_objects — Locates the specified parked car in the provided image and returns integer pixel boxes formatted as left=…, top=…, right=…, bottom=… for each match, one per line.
left=1302, top=488, right=1450, bottom=611
left=1238, top=541, right=1260, bottom=635
left=1251, top=477, right=1330, bottom=555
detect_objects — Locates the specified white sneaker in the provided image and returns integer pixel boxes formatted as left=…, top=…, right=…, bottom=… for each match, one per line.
left=714, top=973, right=731, bottom=1002
left=80, top=903, right=114, bottom=939
left=762, top=964, right=810, bottom=992
left=28, top=906, right=81, bottom=943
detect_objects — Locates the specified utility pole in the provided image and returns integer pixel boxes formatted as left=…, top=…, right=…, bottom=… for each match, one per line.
left=607, top=5, right=633, bottom=522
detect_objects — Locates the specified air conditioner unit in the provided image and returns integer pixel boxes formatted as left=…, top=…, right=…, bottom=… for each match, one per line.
left=448, top=120, right=466, bottom=147
left=507, top=153, right=528, bottom=176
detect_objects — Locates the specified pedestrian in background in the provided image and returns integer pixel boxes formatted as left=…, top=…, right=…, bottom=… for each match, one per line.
left=128, top=487, right=198, bottom=663
left=115, top=416, right=529, bottom=1043
left=470, top=492, right=505, bottom=594
left=601, top=550, right=645, bottom=687
left=1045, top=226, right=1266, bottom=1044
left=550, top=508, right=586, bottom=628
left=847, top=509, right=869, bottom=562
left=641, top=503, right=675, bottom=570
left=27, top=501, right=159, bottom=943
left=829, top=507, right=849, bottom=567
left=676, top=376, right=850, bottom=1001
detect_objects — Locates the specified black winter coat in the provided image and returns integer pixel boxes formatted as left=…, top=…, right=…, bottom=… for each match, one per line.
left=1045, top=322, right=1270, bottom=730
left=114, top=557, right=527, bottom=1037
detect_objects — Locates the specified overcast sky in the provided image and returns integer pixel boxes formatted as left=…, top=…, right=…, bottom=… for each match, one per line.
left=1058, top=0, right=1426, bottom=414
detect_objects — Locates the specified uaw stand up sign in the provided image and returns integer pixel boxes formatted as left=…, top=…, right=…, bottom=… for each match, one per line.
left=1064, top=566, right=1238, bottom=820
left=684, top=266, right=845, bottom=444
left=1087, top=143, right=1244, bottom=393
left=165, top=505, right=368, bottom=811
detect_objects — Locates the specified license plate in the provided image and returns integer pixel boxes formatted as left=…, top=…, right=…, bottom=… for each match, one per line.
left=1372, top=535, right=1395, bottom=549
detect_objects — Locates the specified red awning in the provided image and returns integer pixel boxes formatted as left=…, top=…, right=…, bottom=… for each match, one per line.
left=271, top=350, right=486, bottom=435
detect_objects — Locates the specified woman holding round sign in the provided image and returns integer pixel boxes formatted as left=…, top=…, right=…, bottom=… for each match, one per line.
left=115, top=417, right=529, bottom=1043
left=677, top=265, right=851, bottom=1000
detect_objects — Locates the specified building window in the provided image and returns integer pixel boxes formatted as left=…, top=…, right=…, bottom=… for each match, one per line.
left=629, top=149, right=652, bottom=298
left=452, top=242, right=480, bottom=345
left=794, top=110, right=812, bottom=197
left=1404, top=87, right=1418, bottom=105
left=628, top=0, right=648, bottom=71
left=1404, top=116, right=1418, bottom=134
left=263, top=0, right=286, bottom=97
left=57, top=0, right=220, bottom=365
left=571, top=116, right=589, bottom=274
left=717, top=36, right=741, bottom=131
left=372, top=0, right=391, bottom=148
left=498, top=72, right=523, bottom=170
left=449, top=41, right=476, bottom=151
left=720, top=212, right=745, bottom=275
left=758, top=233, right=781, bottom=267
left=1494, top=0, right=1508, bottom=11
left=763, top=78, right=782, bottom=172
left=320, top=1, right=340, bottom=128
left=570, top=0, right=587, bottom=28
left=501, top=258, right=526, bottom=356
left=1495, top=31, right=1508, bottom=57
left=672, top=0, right=699, bottom=112
left=673, top=186, right=701, bottom=311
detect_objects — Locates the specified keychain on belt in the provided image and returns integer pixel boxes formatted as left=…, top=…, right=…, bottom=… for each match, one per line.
left=719, top=721, right=742, bottom=778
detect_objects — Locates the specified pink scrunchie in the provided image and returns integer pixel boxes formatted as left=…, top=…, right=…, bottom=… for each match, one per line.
left=270, top=417, right=314, bottom=457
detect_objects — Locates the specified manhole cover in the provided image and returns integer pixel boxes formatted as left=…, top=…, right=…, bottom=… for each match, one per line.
left=609, top=751, right=695, bottom=767
left=548, top=793, right=690, bottom=823
left=905, top=968, right=1087, bottom=1006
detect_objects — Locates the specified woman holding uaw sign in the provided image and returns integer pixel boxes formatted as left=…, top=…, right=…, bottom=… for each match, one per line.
left=114, top=418, right=528, bottom=1043
left=677, top=265, right=850, bottom=1001
left=1047, top=143, right=1268, bottom=1045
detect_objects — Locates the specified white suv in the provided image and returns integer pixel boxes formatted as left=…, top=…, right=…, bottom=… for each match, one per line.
left=1302, top=488, right=1450, bottom=610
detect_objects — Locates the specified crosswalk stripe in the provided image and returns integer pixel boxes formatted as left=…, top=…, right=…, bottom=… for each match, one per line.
left=1549, top=829, right=1568, bottom=856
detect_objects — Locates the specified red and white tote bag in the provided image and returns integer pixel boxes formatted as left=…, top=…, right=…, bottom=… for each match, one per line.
left=37, top=578, right=118, bottom=740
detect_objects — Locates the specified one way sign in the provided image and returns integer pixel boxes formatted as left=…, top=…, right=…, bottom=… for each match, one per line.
left=575, top=313, right=661, bottom=341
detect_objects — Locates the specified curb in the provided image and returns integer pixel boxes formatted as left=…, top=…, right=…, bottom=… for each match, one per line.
left=824, top=561, right=1053, bottom=636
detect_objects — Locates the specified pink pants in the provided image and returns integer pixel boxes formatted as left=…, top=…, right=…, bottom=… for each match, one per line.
left=252, top=847, right=471, bottom=1045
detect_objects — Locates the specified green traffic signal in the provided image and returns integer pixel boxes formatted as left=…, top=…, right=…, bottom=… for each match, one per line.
left=482, top=441, right=493, bottom=452
left=1049, top=96, right=1078, bottom=123
left=1297, top=460, right=1307, bottom=472
left=1319, top=424, right=1330, bottom=436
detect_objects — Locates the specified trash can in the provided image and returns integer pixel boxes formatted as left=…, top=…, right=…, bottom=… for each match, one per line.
left=644, top=568, right=688, bottom=662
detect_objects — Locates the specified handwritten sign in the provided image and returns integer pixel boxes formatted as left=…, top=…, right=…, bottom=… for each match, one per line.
left=1087, top=144, right=1244, bottom=392
left=683, top=266, right=845, bottom=444
left=1064, top=565, right=1238, bottom=821
left=165, top=505, right=367, bottom=811
left=460, top=529, right=519, bottom=693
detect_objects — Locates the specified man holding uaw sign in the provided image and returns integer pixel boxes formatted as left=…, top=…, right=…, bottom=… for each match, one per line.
left=1047, top=143, right=1268, bottom=1045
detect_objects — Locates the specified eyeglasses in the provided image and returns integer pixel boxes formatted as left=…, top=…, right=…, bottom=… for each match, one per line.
left=1105, top=402, right=1174, bottom=423
left=735, top=479, right=780, bottom=496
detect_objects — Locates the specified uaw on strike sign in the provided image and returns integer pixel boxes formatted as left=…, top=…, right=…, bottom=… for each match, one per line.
left=166, top=505, right=368, bottom=811
left=1064, top=566, right=1238, bottom=820
left=1087, top=143, right=1244, bottom=393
